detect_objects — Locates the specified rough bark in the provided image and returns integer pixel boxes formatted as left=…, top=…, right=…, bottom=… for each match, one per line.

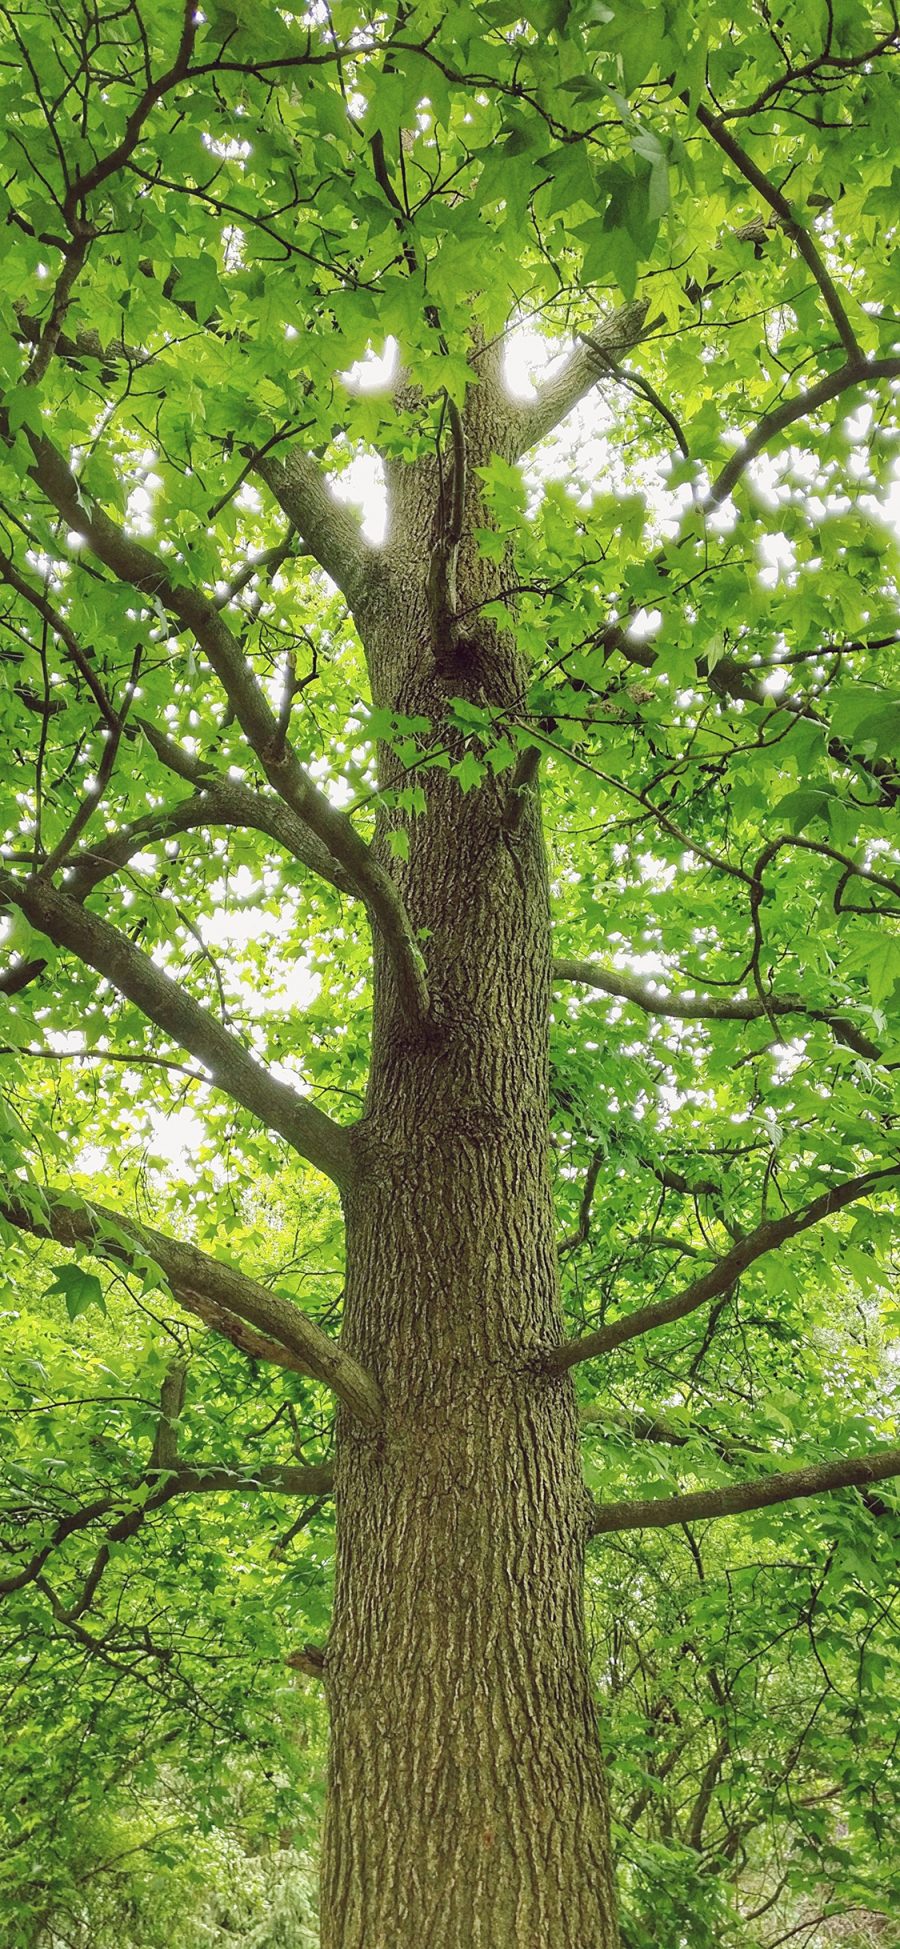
left=319, top=392, right=619, bottom=1949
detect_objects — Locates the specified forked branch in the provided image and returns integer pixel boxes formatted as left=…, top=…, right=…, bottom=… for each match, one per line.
left=2, top=1441, right=333, bottom=1607
left=133, top=720, right=357, bottom=894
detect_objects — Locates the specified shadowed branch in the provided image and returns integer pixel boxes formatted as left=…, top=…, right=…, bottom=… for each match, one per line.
left=0, top=1186, right=381, bottom=1423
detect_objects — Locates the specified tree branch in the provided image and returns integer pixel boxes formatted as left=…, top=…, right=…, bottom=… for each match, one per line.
left=547, top=1167, right=900, bottom=1371
left=3, top=1346, right=333, bottom=1617
left=559, top=1141, right=604, bottom=1255
left=255, top=447, right=374, bottom=608
left=513, top=300, right=651, bottom=454
left=501, top=745, right=541, bottom=835
left=0, top=866, right=352, bottom=1187
left=584, top=1405, right=892, bottom=1520
left=579, top=1403, right=760, bottom=1463
left=1, top=1458, right=334, bottom=1602
left=693, top=103, right=862, bottom=362
left=14, top=305, right=147, bottom=377
left=22, top=235, right=93, bottom=388
left=600, top=620, right=900, bottom=810
left=164, top=1284, right=335, bottom=1376
left=132, top=719, right=357, bottom=895
left=708, top=358, right=900, bottom=508
left=159, top=1460, right=335, bottom=1496
left=0, top=546, right=120, bottom=728
left=3, top=445, right=428, bottom=1021
left=0, top=1186, right=382, bottom=1424
left=589, top=1446, right=900, bottom=1536
left=0, top=767, right=351, bottom=1001
left=553, top=957, right=882, bottom=1062
left=510, top=210, right=790, bottom=455
left=149, top=1358, right=188, bottom=1470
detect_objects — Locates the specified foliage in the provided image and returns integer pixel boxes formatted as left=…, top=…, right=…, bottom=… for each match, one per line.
left=5, top=1748, right=321, bottom=1949
left=0, top=0, right=899, bottom=1939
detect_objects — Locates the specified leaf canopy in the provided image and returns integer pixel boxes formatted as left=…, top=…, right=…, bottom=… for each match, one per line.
left=0, top=0, right=899, bottom=1940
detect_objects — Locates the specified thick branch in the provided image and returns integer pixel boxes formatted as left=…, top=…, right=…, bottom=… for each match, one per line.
left=15, top=305, right=146, bottom=375
left=501, top=745, right=541, bottom=835
left=548, top=1167, right=900, bottom=1371
left=149, top=1359, right=187, bottom=1470
left=167, top=1286, right=331, bottom=1375
left=255, top=447, right=374, bottom=607
left=513, top=300, right=651, bottom=453
left=585, top=1405, right=892, bottom=1519
left=0, top=1187, right=381, bottom=1424
left=23, top=237, right=93, bottom=388
left=553, top=957, right=881, bottom=1062
left=0, top=867, right=351, bottom=1186
left=589, top=1447, right=900, bottom=1536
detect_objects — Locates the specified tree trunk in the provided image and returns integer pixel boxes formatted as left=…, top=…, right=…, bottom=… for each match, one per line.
left=319, top=431, right=619, bottom=1948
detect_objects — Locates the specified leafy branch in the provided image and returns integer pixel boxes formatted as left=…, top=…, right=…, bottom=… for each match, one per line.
left=553, top=957, right=883, bottom=1062
left=0, top=1186, right=382, bottom=1423
left=0, top=866, right=353, bottom=1186
left=589, top=1446, right=900, bottom=1536
left=16, top=428, right=430, bottom=1023
left=2, top=1357, right=333, bottom=1615
left=548, top=1167, right=900, bottom=1370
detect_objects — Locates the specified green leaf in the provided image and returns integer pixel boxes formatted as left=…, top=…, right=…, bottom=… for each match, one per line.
left=866, top=936, right=900, bottom=1008
left=44, top=1266, right=107, bottom=1321
left=386, top=827, right=410, bottom=861
left=452, top=750, right=485, bottom=793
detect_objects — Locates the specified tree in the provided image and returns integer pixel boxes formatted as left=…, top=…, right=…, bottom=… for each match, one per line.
left=1, top=0, right=899, bottom=1942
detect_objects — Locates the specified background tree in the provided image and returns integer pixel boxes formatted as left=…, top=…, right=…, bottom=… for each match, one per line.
left=1, top=1, right=899, bottom=1944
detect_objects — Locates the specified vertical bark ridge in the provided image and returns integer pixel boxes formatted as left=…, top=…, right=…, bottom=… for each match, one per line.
left=321, top=405, right=619, bottom=1947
